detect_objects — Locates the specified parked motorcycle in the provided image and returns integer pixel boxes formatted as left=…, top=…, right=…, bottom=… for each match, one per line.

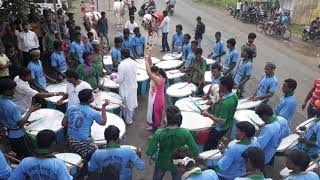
left=166, top=0, right=175, bottom=16
left=256, top=21, right=292, bottom=40
left=302, top=26, right=320, bottom=47
left=240, top=8, right=259, bottom=24
left=226, top=4, right=234, bottom=16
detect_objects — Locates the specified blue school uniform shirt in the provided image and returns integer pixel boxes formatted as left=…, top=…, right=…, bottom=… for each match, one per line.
left=182, top=43, right=191, bottom=60
left=51, top=51, right=68, bottom=73
left=111, top=47, right=122, bottom=65
left=185, top=51, right=195, bottom=69
left=172, top=32, right=184, bottom=52
left=223, top=48, right=238, bottom=76
left=212, top=73, right=223, bottom=85
left=276, top=115, right=290, bottom=144
left=212, top=40, right=225, bottom=61
left=131, top=35, right=145, bottom=57
left=0, top=151, right=11, bottom=179
left=0, top=96, right=25, bottom=139
left=256, top=117, right=281, bottom=164
left=298, top=118, right=320, bottom=158
left=256, top=74, right=278, bottom=97
left=27, top=60, right=47, bottom=88
left=122, top=37, right=134, bottom=57
left=284, top=171, right=319, bottom=180
left=274, top=94, right=297, bottom=127
left=8, top=157, right=72, bottom=180
left=88, top=146, right=145, bottom=180
left=217, top=140, right=260, bottom=179
left=186, top=169, right=219, bottom=180
left=234, top=59, right=253, bottom=85
left=235, top=176, right=272, bottom=180
left=84, top=41, right=93, bottom=53
left=65, top=104, right=102, bottom=141
left=70, top=41, right=85, bottom=64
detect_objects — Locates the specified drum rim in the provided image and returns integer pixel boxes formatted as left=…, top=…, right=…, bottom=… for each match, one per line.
left=166, top=82, right=196, bottom=97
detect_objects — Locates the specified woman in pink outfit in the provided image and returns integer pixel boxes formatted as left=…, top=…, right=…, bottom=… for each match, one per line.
left=145, top=50, right=167, bottom=132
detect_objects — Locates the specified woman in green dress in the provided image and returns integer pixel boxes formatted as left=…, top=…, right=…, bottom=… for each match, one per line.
left=92, top=40, right=111, bottom=76
left=76, top=52, right=100, bottom=90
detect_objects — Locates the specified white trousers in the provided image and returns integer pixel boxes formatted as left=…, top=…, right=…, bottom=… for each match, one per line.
left=123, top=108, right=135, bottom=124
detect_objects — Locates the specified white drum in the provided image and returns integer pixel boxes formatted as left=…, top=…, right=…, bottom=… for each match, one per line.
left=91, top=112, right=126, bottom=145
left=55, top=153, right=82, bottom=175
left=277, top=134, right=300, bottom=152
left=199, top=149, right=222, bottom=160
left=136, top=57, right=161, bottom=70
left=180, top=111, right=213, bottom=131
left=234, top=110, right=265, bottom=130
left=203, top=84, right=211, bottom=95
left=295, top=117, right=317, bottom=134
left=237, top=98, right=263, bottom=110
left=99, top=76, right=119, bottom=90
left=205, top=71, right=212, bottom=83
left=92, top=91, right=122, bottom=110
left=162, top=53, right=182, bottom=61
left=166, top=70, right=185, bottom=80
left=45, top=83, right=67, bottom=103
left=155, top=60, right=183, bottom=70
left=25, top=109, right=64, bottom=135
left=175, top=97, right=209, bottom=113
left=136, top=68, right=149, bottom=82
left=166, top=82, right=197, bottom=98
left=103, top=55, right=112, bottom=66
left=204, top=57, right=216, bottom=66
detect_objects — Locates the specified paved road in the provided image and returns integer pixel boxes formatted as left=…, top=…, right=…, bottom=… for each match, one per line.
left=74, top=0, right=320, bottom=179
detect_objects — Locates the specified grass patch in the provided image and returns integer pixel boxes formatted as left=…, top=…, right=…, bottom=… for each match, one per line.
left=193, top=0, right=236, bottom=8
left=67, top=0, right=78, bottom=13
left=289, top=24, right=305, bottom=35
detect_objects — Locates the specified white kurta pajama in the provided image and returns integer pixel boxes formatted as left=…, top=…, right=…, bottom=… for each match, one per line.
left=114, top=58, right=138, bottom=124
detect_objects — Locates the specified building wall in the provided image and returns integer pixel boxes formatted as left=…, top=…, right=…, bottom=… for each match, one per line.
left=291, top=0, right=320, bottom=24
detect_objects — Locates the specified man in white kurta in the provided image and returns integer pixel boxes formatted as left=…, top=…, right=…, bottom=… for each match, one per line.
left=114, top=49, right=138, bottom=124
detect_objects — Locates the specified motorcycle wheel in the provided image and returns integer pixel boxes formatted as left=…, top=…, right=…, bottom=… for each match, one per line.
left=264, top=27, right=274, bottom=36
left=314, top=36, right=320, bottom=47
left=256, top=23, right=264, bottom=33
left=302, top=30, right=309, bottom=41
left=282, top=29, right=292, bottom=40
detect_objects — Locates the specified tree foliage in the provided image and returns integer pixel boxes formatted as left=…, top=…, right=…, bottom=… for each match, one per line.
left=0, top=0, right=40, bottom=20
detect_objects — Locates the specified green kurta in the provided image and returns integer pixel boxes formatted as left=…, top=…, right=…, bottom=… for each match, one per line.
left=214, top=93, right=238, bottom=131
left=43, top=32, right=57, bottom=52
left=146, top=127, right=198, bottom=171
left=76, top=64, right=99, bottom=89
left=93, top=53, right=104, bottom=75
left=190, top=57, right=207, bottom=85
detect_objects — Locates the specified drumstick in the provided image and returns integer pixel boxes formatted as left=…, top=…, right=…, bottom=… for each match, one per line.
left=103, top=99, right=127, bottom=109
left=178, top=83, right=190, bottom=89
left=60, top=159, right=82, bottom=169
left=189, top=95, right=203, bottom=113
left=169, top=70, right=181, bottom=75
left=4, top=153, right=21, bottom=163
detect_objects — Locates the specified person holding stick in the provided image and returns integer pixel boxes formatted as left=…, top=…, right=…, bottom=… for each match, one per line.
left=0, top=151, right=12, bottom=179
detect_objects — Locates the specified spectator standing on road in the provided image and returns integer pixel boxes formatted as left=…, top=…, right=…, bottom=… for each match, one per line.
left=302, top=77, right=320, bottom=118
left=0, top=46, right=11, bottom=79
left=97, top=11, right=109, bottom=44
left=194, top=16, right=205, bottom=48
left=125, top=16, right=138, bottom=35
left=159, top=10, right=170, bottom=52
left=131, top=27, right=145, bottom=58
left=19, top=22, right=39, bottom=66
left=6, top=45, right=21, bottom=79
left=234, top=0, right=242, bottom=18
left=66, top=13, right=76, bottom=42
left=43, top=23, right=58, bottom=53
left=241, top=33, right=257, bottom=59
left=128, top=1, right=137, bottom=17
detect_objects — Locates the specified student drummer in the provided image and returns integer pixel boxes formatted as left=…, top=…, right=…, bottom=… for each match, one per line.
left=88, top=125, right=145, bottom=179
left=0, top=78, right=40, bottom=159
left=284, top=150, right=319, bottom=180
left=202, top=76, right=238, bottom=151
left=203, top=63, right=223, bottom=106
left=189, top=48, right=207, bottom=96
left=180, top=40, right=198, bottom=72
left=8, top=129, right=72, bottom=180
left=251, top=62, right=278, bottom=103
left=215, top=122, right=259, bottom=180
left=62, top=89, right=109, bottom=160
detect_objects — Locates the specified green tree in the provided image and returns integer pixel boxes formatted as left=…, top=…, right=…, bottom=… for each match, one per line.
left=0, top=0, right=40, bottom=19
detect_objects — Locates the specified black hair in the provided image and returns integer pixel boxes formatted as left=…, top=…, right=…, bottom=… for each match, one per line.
left=114, top=37, right=123, bottom=45
left=220, top=76, right=234, bottom=92
left=0, top=78, right=17, bottom=94
left=129, top=16, right=134, bottom=20
left=242, top=147, right=265, bottom=170
left=83, top=52, right=92, bottom=61
left=163, top=10, right=168, bottom=16
left=133, top=27, right=140, bottom=34
left=104, top=125, right=120, bottom=142
left=196, top=16, right=201, bottom=20
left=121, top=48, right=130, bottom=59
left=286, top=150, right=311, bottom=171
left=75, top=26, right=81, bottom=31
left=226, top=38, right=236, bottom=47
left=236, top=121, right=256, bottom=138
left=171, top=147, right=196, bottom=169
left=150, top=66, right=168, bottom=81
left=191, top=40, right=198, bottom=46
left=284, top=78, right=297, bottom=91
left=255, top=104, right=273, bottom=118
left=184, top=33, right=191, bottom=40
left=101, top=11, right=106, bottom=16
left=19, top=67, right=32, bottom=78
left=211, top=63, right=222, bottom=71
left=74, top=32, right=81, bottom=37
left=243, top=48, right=254, bottom=59
left=78, top=89, right=93, bottom=103
left=215, top=31, right=221, bottom=36
left=194, top=48, right=203, bottom=55
left=53, top=40, right=62, bottom=50
left=123, top=28, right=130, bottom=34
left=176, top=24, right=183, bottom=31
left=248, top=32, right=257, bottom=40
left=166, top=106, right=182, bottom=126
left=37, top=129, right=56, bottom=149
left=87, top=31, right=94, bottom=37
left=65, top=69, right=80, bottom=80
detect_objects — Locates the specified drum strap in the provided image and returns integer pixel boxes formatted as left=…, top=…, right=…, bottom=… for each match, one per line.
left=33, top=149, right=56, bottom=159
left=105, top=143, right=121, bottom=149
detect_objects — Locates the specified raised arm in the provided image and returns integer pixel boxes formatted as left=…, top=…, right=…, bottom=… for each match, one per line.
left=145, top=49, right=162, bottom=85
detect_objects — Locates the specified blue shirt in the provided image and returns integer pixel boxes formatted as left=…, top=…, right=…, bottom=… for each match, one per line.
left=51, top=51, right=68, bottom=73
left=122, top=37, right=134, bottom=57
left=212, top=40, right=225, bottom=61
left=212, top=73, right=223, bottom=85
left=65, top=104, right=102, bottom=141
left=185, top=51, right=195, bottom=69
left=284, top=172, right=319, bottom=180
left=111, top=47, right=122, bottom=65
left=8, top=157, right=72, bottom=180
left=0, top=96, right=25, bottom=138
left=27, top=60, right=46, bottom=88
left=274, top=95, right=297, bottom=127
left=88, top=147, right=145, bottom=180
left=186, top=169, right=219, bottom=180
left=234, top=59, right=253, bottom=85
left=256, top=74, right=278, bottom=97
left=256, top=119, right=281, bottom=164
left=223, top=48, right=238, bottom=76
left=276, top=116, right=290, bottom=144
left=131, top=35, right=145, bottom=57
left=84, top=41, right=93, bottom=53
left=182, top=43, right=191, bottom=60
left=298, top=119, right=320, bottom=158
left=70, top=41, right=85, bottom=64
left=0, top=151, right=11, bottom=179
left=235, top=176, right=272, bottom=180
left=172, top=32, right=184, bottom=52
left=217, top=140, right=259, bottom=179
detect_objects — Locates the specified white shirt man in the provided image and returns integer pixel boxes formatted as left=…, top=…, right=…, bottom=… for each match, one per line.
left=66, top=81, right=92, bottom=109
left=236, top=1, right=242, bottom=10
left=81, top=28, right=99, bottom=41
left=125, top=20, right=138, bottom=34
left=160, top=15, right=170, bottom=33
left=19, top=30, right=39, bottom=53
left=114, top=55, right=138, bottom=125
